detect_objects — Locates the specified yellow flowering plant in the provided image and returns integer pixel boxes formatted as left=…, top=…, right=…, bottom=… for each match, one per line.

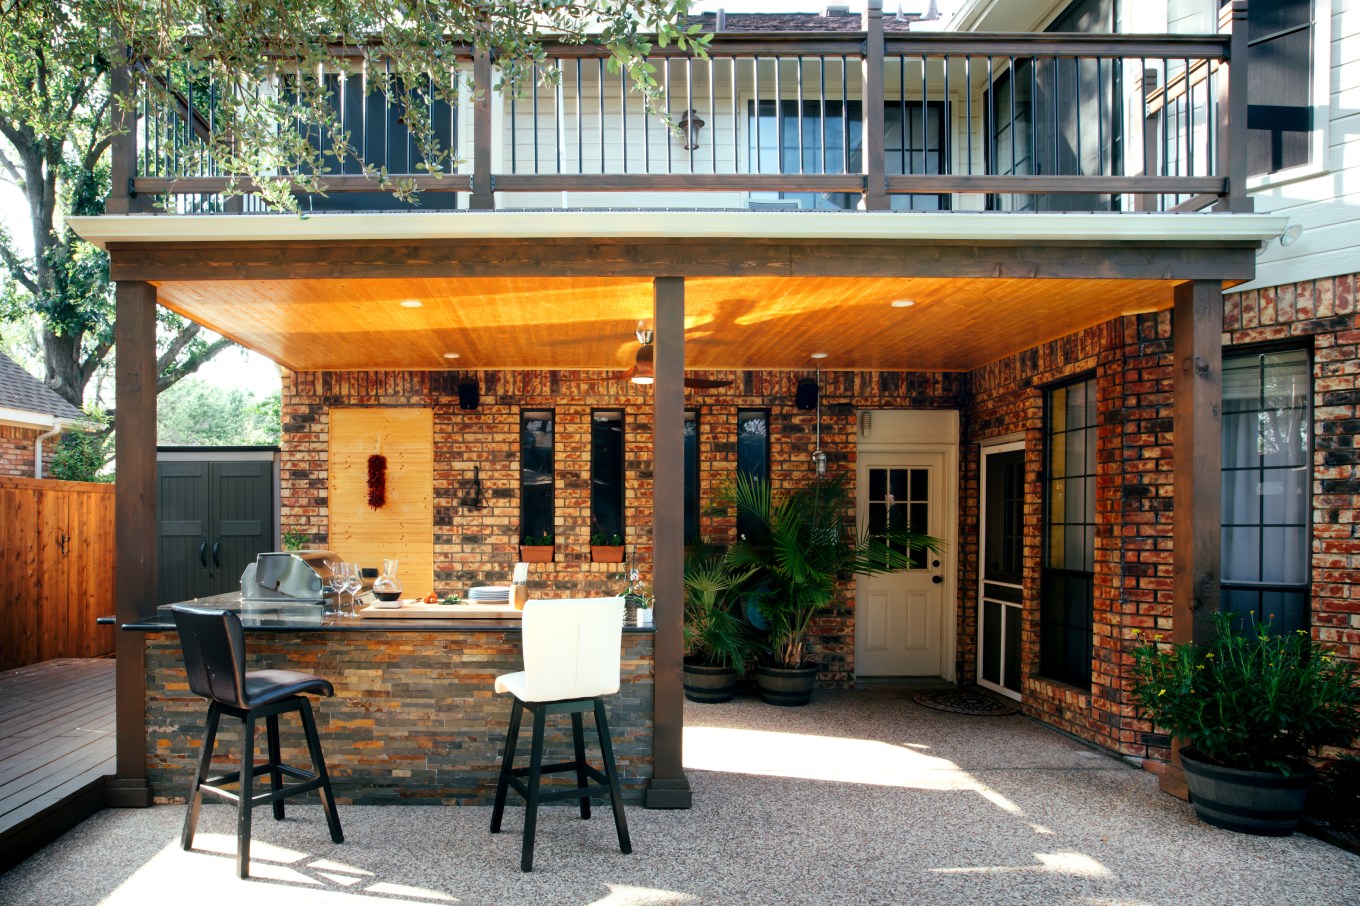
left=1130, top=612, right=1360, bottom=773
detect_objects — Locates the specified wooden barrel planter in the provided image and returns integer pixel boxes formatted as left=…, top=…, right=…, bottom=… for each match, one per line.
left=1180, top=749, right=1317, bottom=836
left=754, top=663, right=819, bottom=707
left=683, top=662, right=739, bottom=703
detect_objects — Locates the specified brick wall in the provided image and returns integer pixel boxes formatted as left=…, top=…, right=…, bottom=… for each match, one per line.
left=281, top=369, right=966, bottom=686
left=0, top=424, right=46, bottom=478
left=145, top=629, right=655, bottom=804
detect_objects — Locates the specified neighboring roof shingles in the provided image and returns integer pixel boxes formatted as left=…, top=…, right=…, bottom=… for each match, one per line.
left=0, top=352, right=84, bottom=420
left=685, top=11, right=923, bottom=32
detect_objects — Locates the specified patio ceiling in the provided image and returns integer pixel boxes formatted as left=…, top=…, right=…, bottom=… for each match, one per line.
left=153, top=273, right=1178, bottom=373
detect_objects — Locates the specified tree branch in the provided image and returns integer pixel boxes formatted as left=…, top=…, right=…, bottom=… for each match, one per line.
left=0, top=238, right=37, bottom=294
left=80, top=338, right=114, bottom=386
left=155, top=321, right=203, bottom=375
left=155, top=335, right=234, bottom=395
left=0, top=142, right=20, bottom=184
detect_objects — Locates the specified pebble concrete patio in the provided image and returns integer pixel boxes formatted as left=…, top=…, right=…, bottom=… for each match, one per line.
left=2, top=688, right=1358, bottom=905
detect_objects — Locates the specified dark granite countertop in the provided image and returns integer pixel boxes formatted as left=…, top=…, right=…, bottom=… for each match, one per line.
left=119, top=591, right=655, bottom=633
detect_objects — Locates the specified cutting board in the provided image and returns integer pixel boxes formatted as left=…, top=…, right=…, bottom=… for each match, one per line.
left=358, top=601, right=523, bottom=619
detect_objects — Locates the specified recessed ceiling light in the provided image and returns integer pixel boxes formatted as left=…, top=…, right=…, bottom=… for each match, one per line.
left=443, top=352, right=460, bottom=359
left=891, top=299, right=916, bottom=308
left=810, top=352, right=828, bottom=359
left=400, top=299, right=423, bottom=308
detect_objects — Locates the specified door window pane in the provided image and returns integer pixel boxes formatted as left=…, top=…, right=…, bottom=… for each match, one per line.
left=521, top=411, right=554, bottom=542
left=590, top=411, right=624, bottom=542
left=737, top=409, right=769, bottom=539
left=684, top=412, right=699, bottom=541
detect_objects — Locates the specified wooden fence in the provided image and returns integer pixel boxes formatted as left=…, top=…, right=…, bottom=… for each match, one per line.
left=0, top=476, right=115, bottom=671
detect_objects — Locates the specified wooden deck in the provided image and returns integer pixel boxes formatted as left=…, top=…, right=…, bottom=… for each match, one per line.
left=0, top=658, right=116, bottom=868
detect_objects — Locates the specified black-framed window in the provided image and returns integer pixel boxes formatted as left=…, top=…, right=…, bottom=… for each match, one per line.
left=520, top=410, right=554, bottom=542
left=684, top=411, right=699, bottom=541
left=736, top=409, right=769, bottom=539
left=1236, top=0, right=1315, bottom=176
left=591, top=410, right=625, bottom=542
left=1222, top=346, right=1311, bottom=632
left=1041, top=376, right=1097, bottom=688
left=885, top=101, right=950, bottom=211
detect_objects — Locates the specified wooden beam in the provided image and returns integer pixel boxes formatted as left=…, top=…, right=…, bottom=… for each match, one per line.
left=860, top=1, right=888, bottom=212
left=108, top=238, right=1261, bottom=284
left=1171, top=278, right=1222, bottom=646
left=646, top=276, right=691, bottom=809
left=107, top=281, right=156, bottom=808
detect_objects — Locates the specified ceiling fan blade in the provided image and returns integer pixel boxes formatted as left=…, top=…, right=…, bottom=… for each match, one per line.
left=683, top=377, right=733, bottom=390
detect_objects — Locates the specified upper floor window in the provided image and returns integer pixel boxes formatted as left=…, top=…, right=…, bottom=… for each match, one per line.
left=1222, top=347, right=1311, bottom=631
left=591, top=411, right=625, bottom=542
left=1238, top=0, right=1315, bottom=176
left=1041, top=376, right=1097, bottom=688
left=521, top=411, right=554, bottom=543
left=736, top=409, right=769, bottom=539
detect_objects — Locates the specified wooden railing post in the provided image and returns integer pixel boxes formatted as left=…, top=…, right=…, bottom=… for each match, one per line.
left=106, top=38, right=145, bottom=215
left=1214, top=0, right=1252, bottom=212
left=1134, top=68, right=1160, bottom=212
left=470, top=49, right=495, bottom=211
left=860, top=0, right=888, bottom=211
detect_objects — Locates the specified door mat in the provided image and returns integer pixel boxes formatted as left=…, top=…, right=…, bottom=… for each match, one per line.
left=911, top=688, right=1021, bottom=716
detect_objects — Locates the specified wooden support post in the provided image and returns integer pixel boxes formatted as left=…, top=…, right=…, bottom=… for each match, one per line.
left=106, top=280, right=157, bottom=808
left=645, top=276, right=691, bottom=809
left=1160, top=278, right=1223, bottom=801
left=470, top=50, right=495, bottom=211
left=106, top=39, right=142, bottom=216
left=1214, top=1, right=1252, bottom=212
left=1134, top=68, right=1160, bottom=213
left=860, top=0, right=888, bottom=211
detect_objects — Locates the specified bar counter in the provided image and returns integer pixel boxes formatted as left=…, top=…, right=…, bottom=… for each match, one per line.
left=126, top=593, right=656, bottom=805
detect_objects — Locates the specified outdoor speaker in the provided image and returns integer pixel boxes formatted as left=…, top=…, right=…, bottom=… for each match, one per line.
left=795, top=379, right=818, bottom=411
left=458, top=379, right=480, bottom=411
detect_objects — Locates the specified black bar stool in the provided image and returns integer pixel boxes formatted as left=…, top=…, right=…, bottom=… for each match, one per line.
left=172, top=605, right=344, bottom=878
left=490, top=596, right=631, bottom=872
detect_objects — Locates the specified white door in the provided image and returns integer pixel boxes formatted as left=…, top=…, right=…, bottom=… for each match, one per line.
left=855, top=452, right=946, bottom=677
left=977, top=442, right=1025, bottom=701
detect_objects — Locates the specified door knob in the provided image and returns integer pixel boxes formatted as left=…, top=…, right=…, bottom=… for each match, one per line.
left=932, top=575, right=943, bottom=584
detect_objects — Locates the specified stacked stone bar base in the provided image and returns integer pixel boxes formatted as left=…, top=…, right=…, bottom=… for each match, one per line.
left=143, top=630, right=655, bottom=805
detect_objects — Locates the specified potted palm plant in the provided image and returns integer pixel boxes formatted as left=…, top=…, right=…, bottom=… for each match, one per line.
left=1131, top=613, right=1360, bottom=836
left=682, top=544, right=757, bottom=703
left=716, top=473, right=941, bottom=706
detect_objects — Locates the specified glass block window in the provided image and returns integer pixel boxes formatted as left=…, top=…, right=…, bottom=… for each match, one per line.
left=1041, top=376, right=1097, bottom=687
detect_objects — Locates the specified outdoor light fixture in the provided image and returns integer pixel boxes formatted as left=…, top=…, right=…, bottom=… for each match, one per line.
left=810, top=352, right=828, bottom=359
left=677, top=109, right=705, bottom=151
left=400, top=299, right=423, bottom=308
left=811, top=363, right=827, bottom=477
left=443, top=352, right=461, bottom=359
left=1280, top=223, right=1303, bottom=246
left=891, top=299, right=916, bottom=308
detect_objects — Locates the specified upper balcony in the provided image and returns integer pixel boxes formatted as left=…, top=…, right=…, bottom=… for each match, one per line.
left=109, top=5, right=1251, bottom=218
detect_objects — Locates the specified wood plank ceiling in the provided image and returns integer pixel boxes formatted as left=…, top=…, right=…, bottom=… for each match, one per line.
left=153, top=274, right=1175, bottom=373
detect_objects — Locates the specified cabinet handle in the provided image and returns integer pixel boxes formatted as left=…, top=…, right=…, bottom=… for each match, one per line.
left=199, top=540, right=209, bottom=572
left=211, top=540, right=221, bottom=569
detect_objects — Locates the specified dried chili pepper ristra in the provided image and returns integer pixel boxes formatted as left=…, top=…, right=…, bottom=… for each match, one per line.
left=367, top=454, right=387, bottom=509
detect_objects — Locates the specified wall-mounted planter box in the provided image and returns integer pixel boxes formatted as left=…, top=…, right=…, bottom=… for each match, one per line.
left=519, top=546, right=554, bottom=563
left=591, top=545, right=625, bottom=563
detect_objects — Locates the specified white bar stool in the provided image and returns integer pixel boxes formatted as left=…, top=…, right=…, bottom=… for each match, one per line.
left=490, top=596, right=632, bottom=872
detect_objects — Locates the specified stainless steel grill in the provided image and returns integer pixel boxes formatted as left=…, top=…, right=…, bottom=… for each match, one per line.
left=240, top=551, right=339, bottom=605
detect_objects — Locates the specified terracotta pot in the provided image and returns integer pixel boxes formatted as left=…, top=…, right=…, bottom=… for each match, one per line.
left=1180, top=748, right=1317, bottom=837
left=591, top=545, right=625, bottom=563
left=519, top=546, right=553, bottom=563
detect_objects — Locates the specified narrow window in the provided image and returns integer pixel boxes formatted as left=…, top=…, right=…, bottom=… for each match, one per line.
left=684, top=411, right=699, bottom=542
left=736, top=409, right=769, bottom=539
left=520, top=410, right=554, bottom=544
left=1222, top=347, right=1311, bottom=631
left=591, top=410, right=625, bottom=543
left=1041, top=377, right=1096, bottom=688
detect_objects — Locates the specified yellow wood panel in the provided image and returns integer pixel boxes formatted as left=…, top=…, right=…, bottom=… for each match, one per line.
left=154, top=274, right=1174, bottom=373
left=328, top=407, right=435, bottom=597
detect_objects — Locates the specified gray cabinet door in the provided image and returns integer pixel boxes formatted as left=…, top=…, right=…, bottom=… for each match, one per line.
left=158, top=458, right=275, bottom=603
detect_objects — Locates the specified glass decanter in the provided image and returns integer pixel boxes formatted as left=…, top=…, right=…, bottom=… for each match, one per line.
left=372, top=558, right=403, bottom=601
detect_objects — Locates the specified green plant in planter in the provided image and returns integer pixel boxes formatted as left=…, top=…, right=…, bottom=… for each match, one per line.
left=714, top=473, right=942, bottom=670
left=281, top=530, right=308, bottom=552
left=1130, top=613, right=1360, bottom=774
left=521, top=532, right=554, bottom=546
left=683, top=543, right=757, bottom=673
left=590, top=532, right=624, bottom=546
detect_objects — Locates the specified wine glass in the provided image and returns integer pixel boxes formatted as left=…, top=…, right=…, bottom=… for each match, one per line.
left=346, top=562, right=364, bottom=617
left=335, top=562, right=353, bottom=618
left=324, top=560, right=343, bottom=616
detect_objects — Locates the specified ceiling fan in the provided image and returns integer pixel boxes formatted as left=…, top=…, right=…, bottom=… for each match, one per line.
left=590, top=327, right=732, bottom=390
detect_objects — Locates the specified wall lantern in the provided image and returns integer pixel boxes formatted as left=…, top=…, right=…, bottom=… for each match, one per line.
left=677, top=109, right=705, bottom=151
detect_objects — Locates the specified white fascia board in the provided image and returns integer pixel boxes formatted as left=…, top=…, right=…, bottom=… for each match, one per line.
left=0, top=407, right=93, bottom=431
left=69, top=210, right=1288, bottom=250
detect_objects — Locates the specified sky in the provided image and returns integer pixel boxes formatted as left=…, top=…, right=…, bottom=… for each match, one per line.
left=0, top=0, right=961, bottom=398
